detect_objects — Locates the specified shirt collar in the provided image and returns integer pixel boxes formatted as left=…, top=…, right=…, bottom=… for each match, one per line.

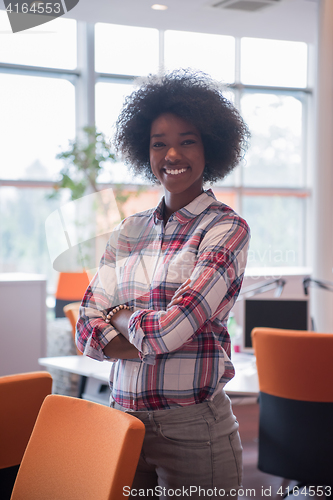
left=153, top=189, right=217, bottom=225
left=153, top=197, right=165, bottom=224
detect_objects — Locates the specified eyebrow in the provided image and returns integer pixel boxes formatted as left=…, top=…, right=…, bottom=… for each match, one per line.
left=150, top=131, right=199, bottom=139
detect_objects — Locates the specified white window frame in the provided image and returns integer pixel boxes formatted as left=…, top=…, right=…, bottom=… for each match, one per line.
left=0, top=22, right=313, bottom=269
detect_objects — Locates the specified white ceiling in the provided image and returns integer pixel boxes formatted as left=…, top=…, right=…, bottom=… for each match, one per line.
left=67, top=0, right=318, bottom=43
left=0, top=0, right=318, bottom=43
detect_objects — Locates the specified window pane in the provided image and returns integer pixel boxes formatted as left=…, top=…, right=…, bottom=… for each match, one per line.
left=241, top=38, right=307, bottom=88
left=95, top=81, right=133, bottom=138
left=242, top=196, right=305, bottom=268
left=95, top=23, right=159, bottom=76
left=0, top=13, right=77, bottom=69
left=0, top=186, right=70, bottom=291
left=214, top=90, right=236, bottom=187
left=241, top=93, right=303, bottom=187
left=0, top=74, right=75, bottom=180
left=95, top=81, right=139, bottom=184
left=164, top=30, right=235, bottom=82
left=213, top=190, right=237, bottom=211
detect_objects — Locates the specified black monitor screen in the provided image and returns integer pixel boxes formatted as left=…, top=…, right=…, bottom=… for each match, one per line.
left=244, top=299, right=308, bottom=349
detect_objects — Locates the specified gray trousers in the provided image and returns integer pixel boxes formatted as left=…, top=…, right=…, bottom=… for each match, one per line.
left=112, top=391, right=242, bottom=499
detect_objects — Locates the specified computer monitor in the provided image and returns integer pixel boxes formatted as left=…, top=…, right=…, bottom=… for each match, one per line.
left=242, top=298, right=310, bottom=352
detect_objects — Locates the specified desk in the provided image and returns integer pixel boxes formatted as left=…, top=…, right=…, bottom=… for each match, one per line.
left=225, top=352, right=259, bottom=397
left=39, top=352, right=259, bottom=405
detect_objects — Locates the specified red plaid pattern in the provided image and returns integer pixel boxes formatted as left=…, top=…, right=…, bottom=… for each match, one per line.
left=76, top=190, right=250, bottom=410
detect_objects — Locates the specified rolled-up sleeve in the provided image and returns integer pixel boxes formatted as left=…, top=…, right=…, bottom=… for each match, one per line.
left=76, top=229, right=122, bottom=361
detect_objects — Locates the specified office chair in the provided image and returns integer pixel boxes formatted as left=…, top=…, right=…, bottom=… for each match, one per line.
left=63, top=301, right=82, bottom=355
left=55, top=271, right=90, bottom=318
left=0, top=372, right=53, bottom=500
left=10, top=394, right=145, bottom=500
left=252, top=327, right=333, bottom=493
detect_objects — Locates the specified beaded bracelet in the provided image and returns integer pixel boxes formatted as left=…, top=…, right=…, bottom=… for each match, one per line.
left=103, top=304, right=132, bottom=324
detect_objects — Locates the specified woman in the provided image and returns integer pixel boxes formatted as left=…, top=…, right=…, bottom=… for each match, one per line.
left=76, top=70, right=250, bottom=498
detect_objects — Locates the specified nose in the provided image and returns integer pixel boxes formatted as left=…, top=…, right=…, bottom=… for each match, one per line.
left=165, top=147, right=181, bottom=163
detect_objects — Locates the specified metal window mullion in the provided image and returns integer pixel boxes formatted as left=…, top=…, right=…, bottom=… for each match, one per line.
left=96, top=73, right=137, bottom=83
left=0, top=62, right=78, bottom=82
left=234, top=36, right=241, bottom=84
left=305, top=186, right=312, bottom=268
left=159, top=29, right=165, bottom=73
left=240, top=187, right=311, bottom=197
left=76, top=21, right=95, bottom=134
left=300, top=192, right=306, bottom=267
left=234, top=86, right=243, bottom=215
left=230, top=83, right=312, bottom=94
left=304, top=45, right=316, bottom=268
left=301, top=93, right=309, bottom=188
left=233, top=37, right=243, bottom=215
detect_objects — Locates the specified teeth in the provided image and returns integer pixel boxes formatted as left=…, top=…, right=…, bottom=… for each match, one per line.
left=165, top=168, right=187, bottom=175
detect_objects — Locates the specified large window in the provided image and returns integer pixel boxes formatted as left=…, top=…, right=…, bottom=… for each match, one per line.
left=95, top=23, right=159, bottom=76
left=0, top=186, right=69, bottom=288
left=0, top=16, right=312, bottom=292
left=0, top=13, right=77, bottom=290
left=236, top=38, right=309, bottom=269
left=164, top=30, right=235, bottom=83
left=0, top=74, right=75, bottom=180
left=0, top=14, right=77, bottom=69
left=240, top=37, right=308, bottom=88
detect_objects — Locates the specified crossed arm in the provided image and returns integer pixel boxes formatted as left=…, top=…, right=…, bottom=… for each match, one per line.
left=102, top=280, right=191, bottom=360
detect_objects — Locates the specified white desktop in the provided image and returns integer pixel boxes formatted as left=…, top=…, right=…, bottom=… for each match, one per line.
left=39, top=352, right=259, bottom=406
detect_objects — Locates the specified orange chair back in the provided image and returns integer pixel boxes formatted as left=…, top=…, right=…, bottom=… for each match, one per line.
left=55, top=272, right=90, bottom=318
left=0, top=372, right=52, bottom=469
left=63, top=301, right=82, bottom=355
left=56, top=272, right=90, bottom=301
left=252, top=327, right=333, bottom=402
left=10, top=395, right=145, bottom=500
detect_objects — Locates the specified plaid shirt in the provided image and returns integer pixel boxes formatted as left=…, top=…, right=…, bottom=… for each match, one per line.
left=76, top=190, right=250, bottom=410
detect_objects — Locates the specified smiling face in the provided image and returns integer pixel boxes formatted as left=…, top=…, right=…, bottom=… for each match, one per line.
left=149, top=113, right=206, bottom=214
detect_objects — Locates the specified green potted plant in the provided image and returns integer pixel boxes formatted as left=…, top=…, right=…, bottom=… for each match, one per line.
left=49, top=126, right=138, bottom=272
left=52, top=126, right=116, bottom=200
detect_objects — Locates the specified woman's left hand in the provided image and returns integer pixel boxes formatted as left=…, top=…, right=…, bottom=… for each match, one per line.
left=167, top=279, right=191, bottom=309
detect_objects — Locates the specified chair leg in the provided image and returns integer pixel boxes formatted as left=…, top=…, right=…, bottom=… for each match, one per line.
left=77, top=375, right=87, bottom=398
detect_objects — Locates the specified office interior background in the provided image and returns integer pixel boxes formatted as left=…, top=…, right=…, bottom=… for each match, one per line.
left=0, top=0, right=332, bottom=335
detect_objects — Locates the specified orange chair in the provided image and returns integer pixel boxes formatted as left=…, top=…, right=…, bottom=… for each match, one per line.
left=63, top=301, right=82, bottom=355
left=252, top=327, right=333, bottom=490
left=0, top=372, right=53, bottom=500
left=55, top=271, right=90, bottom=318
left=10, top=394, right=145, bottom=500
